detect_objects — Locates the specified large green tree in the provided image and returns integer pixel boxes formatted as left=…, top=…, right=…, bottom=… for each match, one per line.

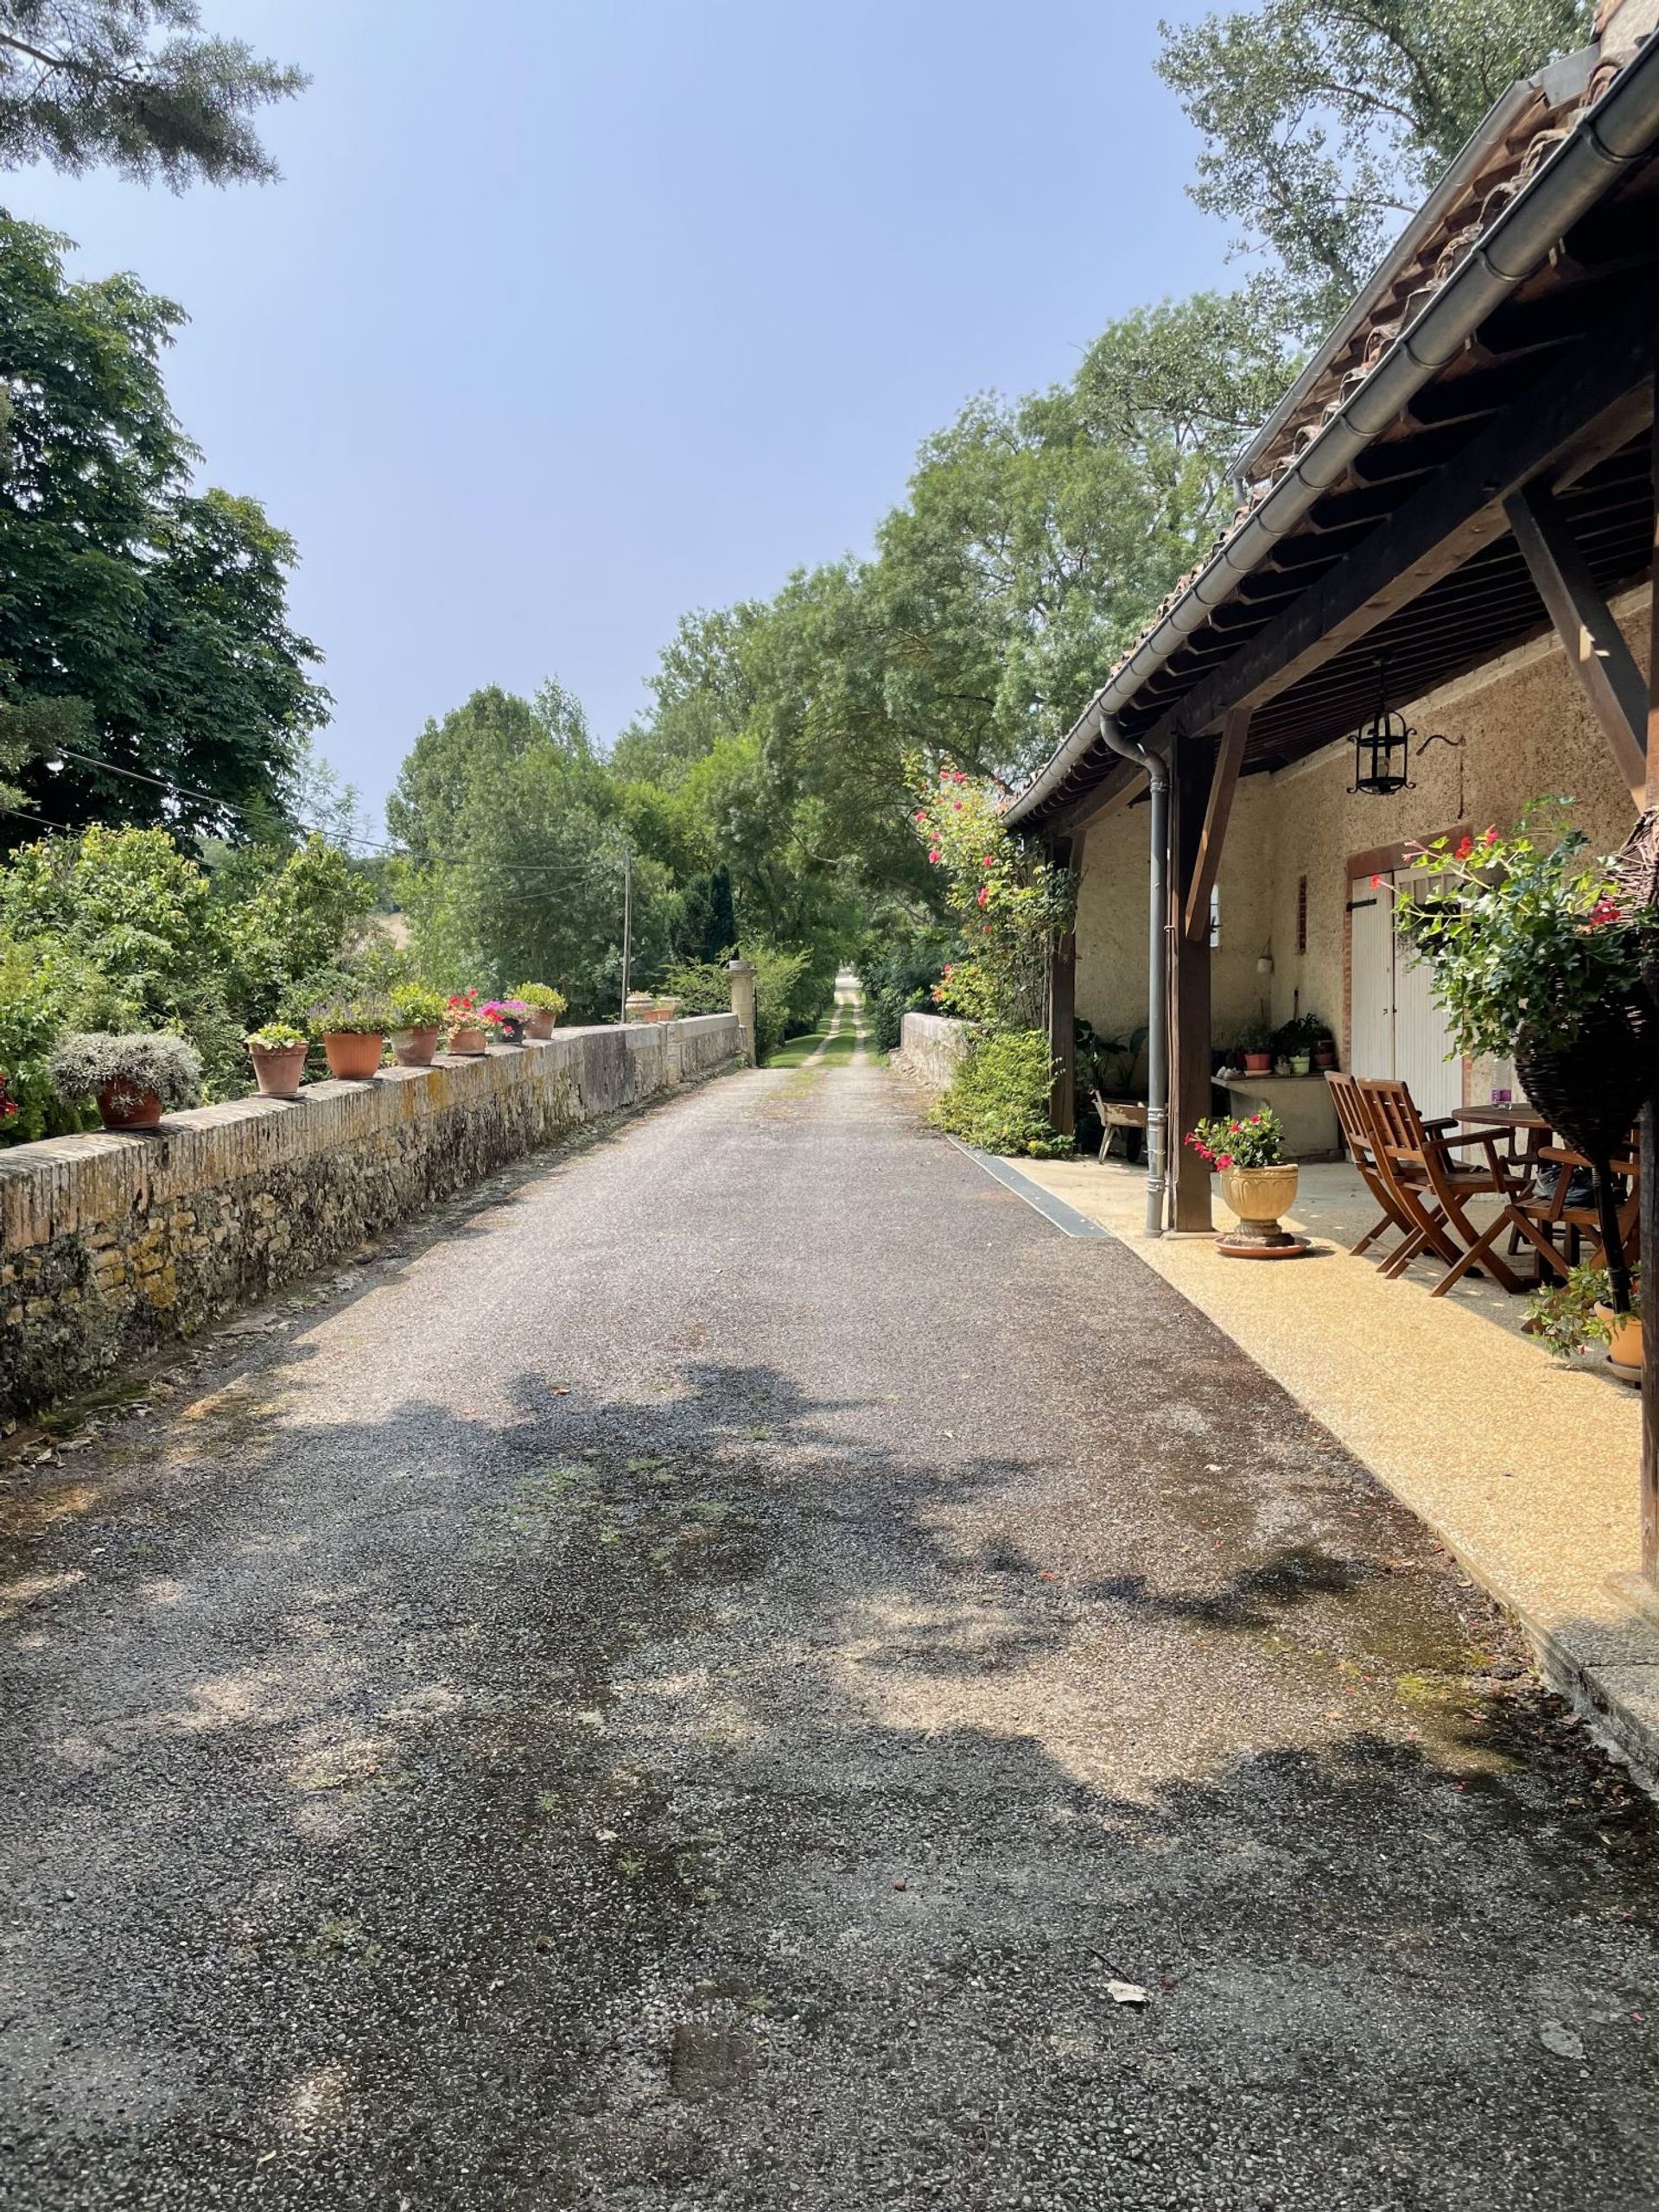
left=0, top=215, right=327, bottom=846
left=0, top=2, right=304, bottom=185
left=389, top=683, right=662, bottom=1020
left=1158, top=1, right=1596, bottom=332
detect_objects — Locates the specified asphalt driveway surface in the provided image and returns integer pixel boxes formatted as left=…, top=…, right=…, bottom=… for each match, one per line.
left=3, top=1056, right=1659, bottom=2209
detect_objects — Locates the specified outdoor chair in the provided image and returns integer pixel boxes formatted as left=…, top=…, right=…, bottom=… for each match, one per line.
left=1508, top=1137, right=1640, bottom=1283
left=1325, top=1072, right=1423, bottom=1268
left=1352, top=1078, right=1527, bottom=1298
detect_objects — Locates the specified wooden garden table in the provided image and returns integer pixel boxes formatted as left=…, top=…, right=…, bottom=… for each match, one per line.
left=1450, top=1105, right=1639, bottom=1281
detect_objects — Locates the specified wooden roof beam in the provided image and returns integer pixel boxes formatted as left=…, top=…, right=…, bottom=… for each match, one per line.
left=1181, top=708, right=1251, bottom=944
left=1141, top=286, right=1658, bottom=753
left=1505, top=480, right=1649, bottom=799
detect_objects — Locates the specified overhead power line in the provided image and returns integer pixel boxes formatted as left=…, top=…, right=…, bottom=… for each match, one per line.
left=24, top=747, right=626, bottom=881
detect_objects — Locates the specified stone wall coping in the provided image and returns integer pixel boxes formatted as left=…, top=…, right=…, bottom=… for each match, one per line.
left=1, top=1014, right=738, bottom=1255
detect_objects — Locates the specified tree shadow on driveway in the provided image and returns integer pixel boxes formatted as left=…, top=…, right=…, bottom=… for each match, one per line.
left=3, top=1342, right=1659, bottom=2210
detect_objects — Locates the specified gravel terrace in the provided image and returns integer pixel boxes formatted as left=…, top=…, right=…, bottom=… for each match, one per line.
left=3, top=1052, right=1659, bottom=2209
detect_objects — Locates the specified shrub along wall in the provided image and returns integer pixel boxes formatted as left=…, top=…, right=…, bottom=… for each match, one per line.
left=0, top=1015, right=741, bottom=1425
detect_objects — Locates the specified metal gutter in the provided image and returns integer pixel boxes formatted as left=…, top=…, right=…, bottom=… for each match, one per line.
left=1006, top=30, right=1659, bottom=830
left=1232, top=48, right=1597, bottom=491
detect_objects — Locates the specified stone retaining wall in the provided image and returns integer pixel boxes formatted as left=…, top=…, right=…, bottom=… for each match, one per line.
left=893, top=1011, right=975, bottom=1093
left=0, top=1014, right=741, bottom=1424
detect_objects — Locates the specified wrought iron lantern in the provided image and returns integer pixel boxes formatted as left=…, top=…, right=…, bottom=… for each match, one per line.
left=1349, top=666, right=1415, bottom=796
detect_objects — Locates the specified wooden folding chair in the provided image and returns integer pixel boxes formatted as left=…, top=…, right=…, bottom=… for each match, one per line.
left=1355, top=1079, right=1526, bottom=1297
left=1326, top=1072, right=1424, bottom=1267
left=1510, top=1137, right=1640, bottom=1284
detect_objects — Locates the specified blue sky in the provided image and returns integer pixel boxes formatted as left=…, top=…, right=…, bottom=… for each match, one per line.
left=9, top=1, right=1231, bottom=817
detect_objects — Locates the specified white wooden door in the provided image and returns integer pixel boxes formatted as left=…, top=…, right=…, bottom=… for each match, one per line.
left=1349, top=869, right=1461, bottom=1115
left=1349, top=880, right=1395, bottom=1079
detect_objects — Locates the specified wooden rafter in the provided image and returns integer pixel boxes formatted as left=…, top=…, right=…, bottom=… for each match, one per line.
left=1181, top=709, right=1250, bottom=944
left=1045, top=761, right=1147, bottom=839
left=1135, top=291, right=1658, bottom=762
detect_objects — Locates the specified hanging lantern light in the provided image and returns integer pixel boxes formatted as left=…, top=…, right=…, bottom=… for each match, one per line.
left=1349, top=663, right=1415, bottom=797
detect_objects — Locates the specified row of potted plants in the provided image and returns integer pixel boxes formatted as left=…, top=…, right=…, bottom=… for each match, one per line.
left=1230, top=1014, right=1336, bottom=1077
left=248, top=982, right=570, bottom=1097
left=43, top=982, right=572, bottom=1129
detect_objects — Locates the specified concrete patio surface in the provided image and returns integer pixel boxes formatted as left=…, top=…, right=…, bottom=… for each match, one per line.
left=1014, top=1152, right=1659, bottom=1782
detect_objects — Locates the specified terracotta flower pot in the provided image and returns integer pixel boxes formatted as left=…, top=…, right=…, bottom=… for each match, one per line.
left=527, top=1008, right=556, bottom=1040
left=322, top=1030, right=385, bottom=1080
left=98, top=1082, right=163, bottom=1130
left=250, top=1041, right=308, bottom=1100
left=1313, top=1044, right=1336, bottom=1070
left=1242, top=1051, right=1273, bottom=1075
left=1220, top=1161, right=1299, bottom=1240
left=393, top=1025, right=439, bottom=1067
left=1596, top=1303, right=1643, bottom=1384
left=448, top=1024, right=489, bottom=1057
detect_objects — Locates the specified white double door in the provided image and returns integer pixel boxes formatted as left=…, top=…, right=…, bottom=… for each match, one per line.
left=1349, top=870, right=1461, bottom=1120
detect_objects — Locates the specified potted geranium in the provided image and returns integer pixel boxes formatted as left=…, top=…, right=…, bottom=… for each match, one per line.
left=1235, top=1021, right=1274, bottom=1077
left=1529, top=1261, right=1643, bottom=1384
left=516, top=983, right=568, bottom=1040
left=1395, top=802, right=1658, bottom=1318
left=1185, top=1106, right=1297, bottom=1243
left=482, top=997, right=531, bottom=1045
left=245, top=1022, right=308, bottom=1100
left=389, top=982, right=446, bottom=1067
left=49, top=1032, right=203, bottom=1130
left=308, top=994, right=394, bottom=1081
left=444, top=990, right=490, bottom=1056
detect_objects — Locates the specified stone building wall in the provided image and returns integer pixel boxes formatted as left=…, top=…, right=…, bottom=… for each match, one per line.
left=0, top=1015, right=741, bottom=1425
left=1074, top=588, right=1649, bottom=1067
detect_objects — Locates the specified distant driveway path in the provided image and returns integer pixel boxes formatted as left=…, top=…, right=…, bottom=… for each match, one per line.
left=3, top=1055, right=1659, bottom=2209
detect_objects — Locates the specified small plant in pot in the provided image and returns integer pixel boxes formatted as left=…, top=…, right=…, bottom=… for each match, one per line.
left=1235, top=1021, right=1274, bottom=1076
left=308, top=994, right=394, bottom=1081
left=443, top=989, right=490, bottom=1056
left=482, top=996, right=531, bottom=1045
left=1272, top=1014, right=1329, bottom=1077
left=1186, top=1106, right=1300, bottom=1249
left=515, top=982, right=567, bottom=1040
left=1528, top=1260, right=1643, bottom=1384
left=246, top=1022, right=308, bottom=1100
left=389, top=982, right=447, bottom=1066
left=49, top=1031, right=203, bottom=1130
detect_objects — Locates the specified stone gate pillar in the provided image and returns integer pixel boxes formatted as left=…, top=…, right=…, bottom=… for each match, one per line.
left=727, top=959, right=758, bottom=1066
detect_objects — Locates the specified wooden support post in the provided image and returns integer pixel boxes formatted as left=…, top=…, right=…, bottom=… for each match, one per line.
left=1170, top=736, right=1214, bottom=1232
left=1183, top=705, right=1251, bottom=943
left=1503, top=481, right=1648, bottom=800
left=1643, top=382, right=1659, bottom=1586
left=1046, top=834, right=1079, bottom=1139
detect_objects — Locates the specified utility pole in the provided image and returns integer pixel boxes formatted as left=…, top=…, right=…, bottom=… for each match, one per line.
left=618, top=845, right=632, bottom=1023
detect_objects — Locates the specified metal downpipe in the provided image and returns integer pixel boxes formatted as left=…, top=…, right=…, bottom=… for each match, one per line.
left=1098, top=716, right=1170, bottom=1236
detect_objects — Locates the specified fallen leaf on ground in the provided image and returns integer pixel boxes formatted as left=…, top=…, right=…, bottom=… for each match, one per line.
left=1539, top=2020, right=1585, bottom=2059
left=1107, top=1980, right=1149, bottom=2006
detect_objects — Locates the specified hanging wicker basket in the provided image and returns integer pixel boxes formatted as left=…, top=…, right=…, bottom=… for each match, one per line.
left=1515, top=999, right=1657, bottom=1161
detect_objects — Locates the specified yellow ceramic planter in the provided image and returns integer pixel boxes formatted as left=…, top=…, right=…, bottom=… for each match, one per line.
left=1220, top=1162, right=1300, bottom=1238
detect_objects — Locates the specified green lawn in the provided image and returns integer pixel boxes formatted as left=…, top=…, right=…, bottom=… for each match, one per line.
left=766, top=1012, right=866, bottom=1068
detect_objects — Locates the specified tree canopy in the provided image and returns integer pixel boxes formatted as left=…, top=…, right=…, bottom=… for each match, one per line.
left=0, top=1, right=305, bottom=186
left=1158, top=0, right=1597, bottom=332
left=0, top=214, right=327, bottom=847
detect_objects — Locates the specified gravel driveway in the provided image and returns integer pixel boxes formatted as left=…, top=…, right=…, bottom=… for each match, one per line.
left=3, top=1056, right=1659, bottom=2209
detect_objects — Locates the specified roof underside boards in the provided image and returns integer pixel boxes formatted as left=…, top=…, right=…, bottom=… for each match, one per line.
left=1014, top=91, right=1659, bottom=835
